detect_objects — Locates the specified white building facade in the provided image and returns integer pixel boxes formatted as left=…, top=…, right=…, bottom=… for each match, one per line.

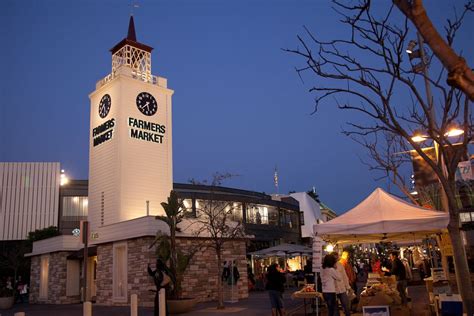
left=0, top=162, right=60, bottom=240
left=26, top=17, right=249, bottom=306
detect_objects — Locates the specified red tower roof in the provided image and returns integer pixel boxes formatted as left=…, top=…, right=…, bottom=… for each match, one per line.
left=110, top=15, right=153, bottom=54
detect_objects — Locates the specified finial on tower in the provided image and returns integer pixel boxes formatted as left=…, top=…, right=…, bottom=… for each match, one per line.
left=127, top=15, right=137, bottom=42
left=110, top=15, right=153, bottom=54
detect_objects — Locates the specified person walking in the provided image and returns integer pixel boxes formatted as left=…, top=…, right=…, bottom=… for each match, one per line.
left=266, top=263, right=286, bottom=316
left=370, top=255, right=382, bottom=274
left=383, top=251, right=408, bottom=305
left=332, top=252, right=352, bottom=316
left=321, top=254, right=340, bottom=316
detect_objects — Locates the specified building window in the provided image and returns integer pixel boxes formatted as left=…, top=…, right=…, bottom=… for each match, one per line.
left=66, top=260, right=80, bottom=296
left=247, top=204, right=275, bottom=224
left=229, top=202, right=243, bottom=222
left=280, top=210, right=299, bottom=229
left=39, top=255, right=49, bottom=300
left=62, top=196, right=88, bottom=221
left=113, top=242, right=128, bottom=301
left=268, top=206, right=279, bottom=225
left=290, top=211, right=299, bottom=229
left=195, top=199, right=236, bottom=219
left=60, top=196, right=88, bottom=234
left=182, top=199, right=195, bottom=217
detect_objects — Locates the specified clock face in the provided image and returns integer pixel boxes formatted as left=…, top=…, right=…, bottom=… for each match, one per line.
left=136, top=92, right=158, bottom=116
left=98, top=94, right=112, bottom=118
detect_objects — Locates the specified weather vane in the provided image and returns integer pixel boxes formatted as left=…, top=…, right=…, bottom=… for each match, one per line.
left=129, top=0, right=139, bottom=16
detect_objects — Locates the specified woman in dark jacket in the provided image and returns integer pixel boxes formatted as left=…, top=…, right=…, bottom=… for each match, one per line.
left=266, top=263, right=286, bottom=316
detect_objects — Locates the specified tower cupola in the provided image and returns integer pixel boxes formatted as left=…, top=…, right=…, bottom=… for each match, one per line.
left=110, top=16, right=154, bottom=82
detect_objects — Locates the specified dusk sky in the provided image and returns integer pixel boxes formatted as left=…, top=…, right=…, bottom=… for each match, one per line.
left=1, top=0, right=472, bottom=214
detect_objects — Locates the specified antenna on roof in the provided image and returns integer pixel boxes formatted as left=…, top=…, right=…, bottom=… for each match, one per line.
left=274, top=166, right=279, bottom=195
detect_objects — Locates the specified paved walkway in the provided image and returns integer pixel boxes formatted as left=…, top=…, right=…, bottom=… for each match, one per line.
left=1, top=285, right=430, bottom=316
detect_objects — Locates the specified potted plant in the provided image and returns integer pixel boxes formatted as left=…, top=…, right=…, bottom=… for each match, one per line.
left=0, top=287, right=14, bottom=310
left=152, top=190, right=200, bottom=314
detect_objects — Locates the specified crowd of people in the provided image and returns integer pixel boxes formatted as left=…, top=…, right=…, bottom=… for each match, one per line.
left=321, top=250, right=410, bottom=315
left=0, top=275, right=28, bottom=303
left=252, top=249, right=413, bottom=315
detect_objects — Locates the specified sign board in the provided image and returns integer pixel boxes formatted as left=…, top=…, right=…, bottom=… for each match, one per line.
left=312, top=237, right=323, bottom=273
left=432, top=280, right=452, bottom=295
left=363, top=306, right=389, bottom=316
left=431, top=268, right=447, bottom=282
left=438, top=233, right=454, bottom=257
left=456, top=160, right=473, bottom=181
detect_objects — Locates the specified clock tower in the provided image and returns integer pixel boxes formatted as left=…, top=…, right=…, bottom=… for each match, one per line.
left=88, top=16, right=173, bottom=233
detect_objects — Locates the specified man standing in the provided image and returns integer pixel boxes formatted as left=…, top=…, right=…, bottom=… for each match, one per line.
left=332, top=252, right=351, bottom=316
left=388, top=251, right=408, bottom=305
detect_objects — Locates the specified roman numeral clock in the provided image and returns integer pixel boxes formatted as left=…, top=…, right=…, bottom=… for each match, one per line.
left=88, top=16, right=174, bottom=234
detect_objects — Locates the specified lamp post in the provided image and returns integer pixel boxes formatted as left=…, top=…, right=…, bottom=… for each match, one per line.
left=406, top=32, right=463, bottom=273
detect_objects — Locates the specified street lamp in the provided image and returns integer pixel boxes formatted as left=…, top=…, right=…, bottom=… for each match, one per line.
left=411, top=129, right=428, bottom=143
left=411, top=126, right=465, bottom=143
left=60, top=169, right=69, bottom=186
left=406, top=39, right=429, bottom=73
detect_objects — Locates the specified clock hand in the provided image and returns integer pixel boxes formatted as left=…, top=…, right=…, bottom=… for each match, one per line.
left=140, top=101, right=150, bottom=109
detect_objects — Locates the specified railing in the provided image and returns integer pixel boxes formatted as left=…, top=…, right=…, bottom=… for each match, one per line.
left=96, top=71, right=164, bottom=89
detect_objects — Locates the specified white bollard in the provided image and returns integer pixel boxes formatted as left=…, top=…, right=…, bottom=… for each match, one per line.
left=131, top=294, right=138, bottom=316
left=14, top=313, right=26, bottom=316
left=159, top=288, right=166, bottom=316
left=83, top=301, right=92, bottom=316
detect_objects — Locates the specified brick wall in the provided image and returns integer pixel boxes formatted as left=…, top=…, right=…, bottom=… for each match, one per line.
left=95, top=237, right=156, bottom=306
left=29, top=256, right=40, bottom=303
left=29, top=252, right=80, bottom=304
left=29, top=236, right=248, bottom=306
left=179, top=238, right=248, bottom=302
left=95, top=236, right=248, bottom=306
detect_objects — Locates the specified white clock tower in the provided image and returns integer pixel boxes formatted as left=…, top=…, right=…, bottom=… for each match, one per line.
left=88, top=16, right=173, bottom=233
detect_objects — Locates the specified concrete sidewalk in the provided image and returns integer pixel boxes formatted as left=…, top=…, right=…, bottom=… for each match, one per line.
left=1, top=289, right=307, bottom=316
left=1, top=285, right=430, bottom=316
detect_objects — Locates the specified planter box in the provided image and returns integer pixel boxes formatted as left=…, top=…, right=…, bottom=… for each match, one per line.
left=0, top=296, right=14, bottom=309
left=167, top=298, right=198, bottom=314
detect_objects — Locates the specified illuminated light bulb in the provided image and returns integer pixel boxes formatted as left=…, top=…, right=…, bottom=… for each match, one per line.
left=325, top=244, right=334, bottom=253
left=411, top=135, right=427, bottom=143
left=60, top=173, right=69, bottom=186
left=445, top=128, right=464, bottom=137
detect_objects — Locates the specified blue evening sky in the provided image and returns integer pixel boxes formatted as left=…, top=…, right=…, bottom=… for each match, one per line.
left=1, top=0, right=472, bottom=214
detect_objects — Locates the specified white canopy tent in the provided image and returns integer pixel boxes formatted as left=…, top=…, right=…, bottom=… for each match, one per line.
left=313, top=188, right=449, bottom=244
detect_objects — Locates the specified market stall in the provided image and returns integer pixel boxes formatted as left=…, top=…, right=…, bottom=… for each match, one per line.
left=249, top=243, right=313, bottom=290
left=313, top=188, right=450, bottom=315
left=314, top=188, right=448, bottom=244
left=250, top=243, right=312, bottom=271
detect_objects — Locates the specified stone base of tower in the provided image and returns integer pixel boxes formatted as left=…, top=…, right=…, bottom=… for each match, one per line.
left=29, top=251, right=82, bottom=304
left=28, top=232, right=248, bottom=306
left=94, top=236, right=248, bottom=306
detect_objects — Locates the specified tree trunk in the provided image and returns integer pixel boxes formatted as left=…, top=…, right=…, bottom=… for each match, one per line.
left=447, top=215, right=474, bottom=314
left=217, top=250, right=225, bottom=309
left=393, top=0, right=474, bottom=100
left=170, top=220, right=178, bottom=299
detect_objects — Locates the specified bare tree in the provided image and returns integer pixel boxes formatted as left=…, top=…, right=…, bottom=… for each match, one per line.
left=394, top=0, right=474, bottom=101
left=355, top=132, right=420, bottom=205
left=286, top=0, right=473, bottom=312
left=191, top=173, right=246, bottom=310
